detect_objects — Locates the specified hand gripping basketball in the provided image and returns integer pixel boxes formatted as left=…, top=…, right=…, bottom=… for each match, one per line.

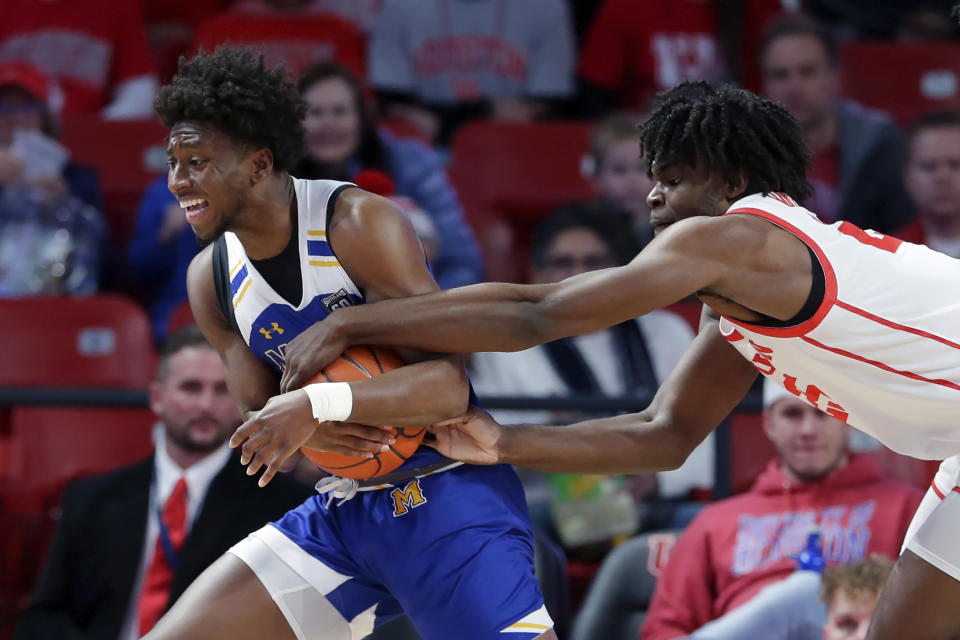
left=300, top=346, right=427, bottom=479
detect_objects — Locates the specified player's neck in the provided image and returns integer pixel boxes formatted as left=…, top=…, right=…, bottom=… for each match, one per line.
left=232, top=173, right=297, bottom=260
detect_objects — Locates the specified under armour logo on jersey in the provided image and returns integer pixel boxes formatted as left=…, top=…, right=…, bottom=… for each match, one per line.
left=259, top=322, right=285, bottom=339
left=391, top=479, right=427, bottom=517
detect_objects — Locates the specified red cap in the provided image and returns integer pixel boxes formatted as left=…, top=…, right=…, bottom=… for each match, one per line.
left=0, top=61, right=49, bottom=102
left=353, top=169, right=396, bottom=196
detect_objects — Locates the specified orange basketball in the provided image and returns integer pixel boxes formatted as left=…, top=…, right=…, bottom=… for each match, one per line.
left=300, top=346, right=425, bottom=479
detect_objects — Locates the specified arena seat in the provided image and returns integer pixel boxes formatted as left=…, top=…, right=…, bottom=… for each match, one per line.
left=59, top=115, right=169, bottom=248
left=192, top=12, right=365, bottom=78
left=0, top=482, right=61, bottom=638
left=166, top=299, right=197, bottom=336
left=664, top=300, right=703, bottom=334
left=842, top=43, right=960, bottom=126
left=729, top=412, right=777, bottom=494
left=448, top=120, right=594, bottom=281
left=0, top=407, right=154, bottom=635
left=143, top=0, right=230, bottom=80
left=570, top=529, right=681, bottom=640
left=0, top=296, right=155, bottom=388
left=8, top=406, right=155, bottom=491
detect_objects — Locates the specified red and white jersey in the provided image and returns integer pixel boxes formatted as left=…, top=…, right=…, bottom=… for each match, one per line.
left=718, top=193, right=960, bottom=460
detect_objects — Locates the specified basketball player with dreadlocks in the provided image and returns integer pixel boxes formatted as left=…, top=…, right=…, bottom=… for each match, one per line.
left=250, top=81, right=960, bottom=639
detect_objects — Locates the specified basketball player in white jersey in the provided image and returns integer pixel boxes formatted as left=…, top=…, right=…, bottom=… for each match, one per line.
left=253, top=82, right=960, bottom=639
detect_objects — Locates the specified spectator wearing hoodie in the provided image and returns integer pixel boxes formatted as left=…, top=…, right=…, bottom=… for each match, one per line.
left=641, top=381, right=922, bottom=640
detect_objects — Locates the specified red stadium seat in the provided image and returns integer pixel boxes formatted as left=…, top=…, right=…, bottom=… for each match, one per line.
left=60, top=116, right=169, bottom=247
left=192, top=12, right=365, bottom=78
left=729, top=411, right=777, bottom=494
left=8, top=406, right=155, bottom=490
left=448, top=120, right=595, bottom=281
left=0, top=296, right=155, bottom=388
left=0, top=407, right=154, bottom=632
left=166, top=299, right=197, bottom=335
left=664, top=300, right=703, bottom=334
left=842, top=43, right=960, bottom=126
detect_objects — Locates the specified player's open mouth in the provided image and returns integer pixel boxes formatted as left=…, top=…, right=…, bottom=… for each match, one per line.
left=180, top=197, right=210, bottom=219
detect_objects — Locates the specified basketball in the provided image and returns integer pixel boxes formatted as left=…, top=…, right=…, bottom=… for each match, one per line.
left=300, top=346, right=426, bottom=479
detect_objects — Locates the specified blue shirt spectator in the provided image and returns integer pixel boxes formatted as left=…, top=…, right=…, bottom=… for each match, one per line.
left=293, top=61, right=484, bottom=289
left=127, top=176, right=199, bottom=342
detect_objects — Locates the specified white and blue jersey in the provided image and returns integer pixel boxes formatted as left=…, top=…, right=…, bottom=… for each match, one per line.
left=219, top=178, right=551, bottom=639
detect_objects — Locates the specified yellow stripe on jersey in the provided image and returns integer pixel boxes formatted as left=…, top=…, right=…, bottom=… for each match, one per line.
left=309, top=259, right=340, bottom=267
left=233, top=279, right=252, bottom=309
left=229, top=260, right=244, bottom=278
left=503, top=623, right=551, bottom=631
left=500, top=605, right=553, bottom=634
left=307, top=230, right=327, bottom=237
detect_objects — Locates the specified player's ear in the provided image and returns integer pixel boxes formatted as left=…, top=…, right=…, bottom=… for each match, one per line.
left=249, top=147, right=275, bottom=185
left=725, top=171, right=749, bottom=201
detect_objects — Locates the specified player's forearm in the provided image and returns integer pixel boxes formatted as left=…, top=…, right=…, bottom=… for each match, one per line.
left=497, top=413, right=696, bottom=474
left=335, top=281, right=561, bottom=353
left=348, top=357, right=469, bottom=427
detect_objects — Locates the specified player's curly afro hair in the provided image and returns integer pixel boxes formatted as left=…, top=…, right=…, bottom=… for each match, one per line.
left=154, top=46, right=306, bottom=172
left=639, top=81, right=813, bottom=203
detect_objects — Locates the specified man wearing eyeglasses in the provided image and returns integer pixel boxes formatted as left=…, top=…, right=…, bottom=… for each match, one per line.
left=469, top=208, right=706, bottom=538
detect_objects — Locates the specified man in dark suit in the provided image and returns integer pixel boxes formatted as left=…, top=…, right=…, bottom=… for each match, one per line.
left=15, top=326, right=312, bottom=640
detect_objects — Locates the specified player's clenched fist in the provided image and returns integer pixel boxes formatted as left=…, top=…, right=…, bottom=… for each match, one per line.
left=230, top=389, right=393, bottom=486
left=279, top=314, right=348, bottom=393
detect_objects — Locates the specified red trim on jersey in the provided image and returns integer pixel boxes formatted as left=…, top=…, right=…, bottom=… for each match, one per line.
left=720, top=207, right=838, bottom=338
left=932, top=481, right=946, bottom=499
left=836, top=300, right=960, bottom=351
left=801, top=335, right=960, bottom=392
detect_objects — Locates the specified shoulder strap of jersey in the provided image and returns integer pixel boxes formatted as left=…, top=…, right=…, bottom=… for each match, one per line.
left=211, top=236, right=240, bottom=333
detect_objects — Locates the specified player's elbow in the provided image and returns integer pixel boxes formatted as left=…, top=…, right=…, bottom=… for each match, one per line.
left=631, top=418, right=699, bottom=472
left=425, top=359, right=470, bottom=420
left=658, top=424, right=705, bottom=472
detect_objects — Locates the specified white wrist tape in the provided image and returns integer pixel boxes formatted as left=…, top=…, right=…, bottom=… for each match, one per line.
left=302, top=382, right=354, bottom=422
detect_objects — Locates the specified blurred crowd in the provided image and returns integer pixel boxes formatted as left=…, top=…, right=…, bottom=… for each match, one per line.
left=3, top=0, right=960, bottom=638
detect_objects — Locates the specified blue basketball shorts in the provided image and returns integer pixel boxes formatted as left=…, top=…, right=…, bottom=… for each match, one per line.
left=228, top=463, right=552, bottom=640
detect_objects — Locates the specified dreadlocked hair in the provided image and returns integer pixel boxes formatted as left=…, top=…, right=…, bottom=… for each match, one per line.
left=154, top=46, right=306, bottom=172
left=639, top=81, right=813, bottom=203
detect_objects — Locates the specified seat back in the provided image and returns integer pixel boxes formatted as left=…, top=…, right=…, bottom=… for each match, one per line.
left=192, top=13, right=366, bottom=77
left=9, top=406, right=155, bottom=491
left=60, top=116, right=169, bottom=248
left=448, top=120, right=595, bottom=281
left=842, top=43, right=960, bottom=126
left=0, top=295, right=155, bottom=388
left=729, top=412, right=777, bottom=494
left=570, top=530, right=681, bottom=640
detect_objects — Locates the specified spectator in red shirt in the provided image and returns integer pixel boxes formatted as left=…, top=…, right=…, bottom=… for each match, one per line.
left=0, top=0, right=158, bottom=118
left=577, top=0, right=784, bottom=116
left=759, top=13, right=914, bottom=233
left=641, top=381, right=922, bottom=640
left=578, top=0, right=726, bottom=115
left=896, top=111, right=960, bottom=258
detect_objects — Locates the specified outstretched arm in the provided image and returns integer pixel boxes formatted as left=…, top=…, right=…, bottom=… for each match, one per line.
left=281, top=215, right=753, bottom=389
left=430, top=311, right=759, bottom=474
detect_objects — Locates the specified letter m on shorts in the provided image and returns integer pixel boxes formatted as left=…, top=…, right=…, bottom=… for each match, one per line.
left=391, top=479, right=427, bottom=517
